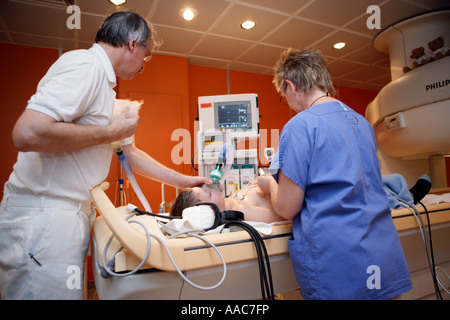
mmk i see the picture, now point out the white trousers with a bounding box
[0,192,94,300]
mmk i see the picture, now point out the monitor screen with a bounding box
[216,101,251,130]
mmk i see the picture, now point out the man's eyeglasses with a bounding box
[142,47,153,63]
[137,42,153,62]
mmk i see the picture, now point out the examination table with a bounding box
[91,183,297,300]
[91,183,450,300]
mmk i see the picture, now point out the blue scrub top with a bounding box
[277,101,412,299]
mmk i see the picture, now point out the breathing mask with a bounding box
[209,143,234,192]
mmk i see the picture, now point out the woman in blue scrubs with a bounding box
[258,49,412,299]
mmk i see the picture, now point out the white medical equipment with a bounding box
[365,10,450,299]
[197,94,260,195]
[365,10,450,188]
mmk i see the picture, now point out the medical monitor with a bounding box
[217,101,251,130]
[198,94,259,140]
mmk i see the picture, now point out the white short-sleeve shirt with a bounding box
[5,44,117,202]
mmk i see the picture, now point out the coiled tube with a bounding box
[114,143,152,213]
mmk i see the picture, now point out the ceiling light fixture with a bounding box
[240,20,256,30]
[333,42,346,50]
[180,8,198,21]
[108,0,127,5]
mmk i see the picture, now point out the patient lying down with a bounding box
[170,184,285,223]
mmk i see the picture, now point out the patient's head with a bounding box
[170,185,225,217]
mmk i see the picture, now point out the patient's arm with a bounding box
[239,205,285,223]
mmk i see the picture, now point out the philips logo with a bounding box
[425,79,450,91]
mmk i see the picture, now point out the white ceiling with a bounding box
[1,0,449,91]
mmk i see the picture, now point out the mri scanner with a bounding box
[365,10,450,187]
[89,11,450,300]
[365,10,450,299]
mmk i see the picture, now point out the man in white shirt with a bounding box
[0,11,209,300]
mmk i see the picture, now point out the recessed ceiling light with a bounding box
[240,20,256,30]
[108,0,127,5]
[180,8,198,21]
[333,42,346,50]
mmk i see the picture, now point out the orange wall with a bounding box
[114,54,192,212]
[338,85,378,116]
[0,43,59,194]
[230,70,291,133]
[187,65,228,137]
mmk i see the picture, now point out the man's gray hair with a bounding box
[95,11,158,48]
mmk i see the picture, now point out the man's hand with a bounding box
[108,106,139,142]
[181,175,212,189]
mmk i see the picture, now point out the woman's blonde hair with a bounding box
[273,49,335,96]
